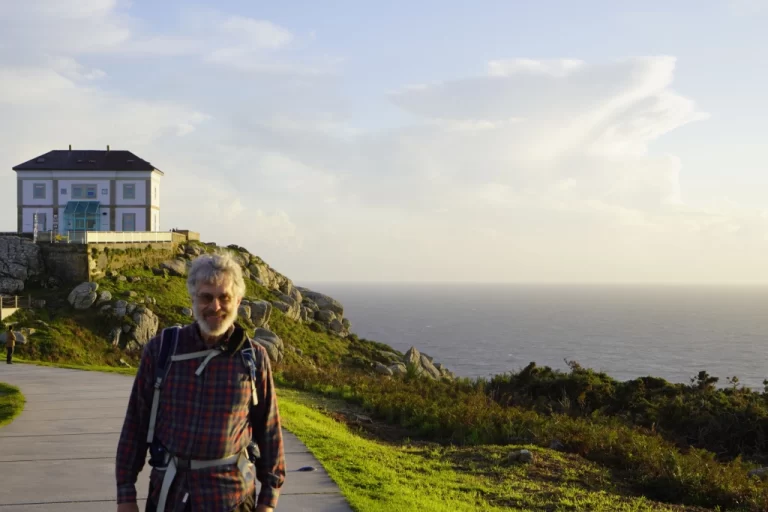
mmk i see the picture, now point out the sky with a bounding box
[1,0,768,284]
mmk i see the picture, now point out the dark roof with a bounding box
[12,150,162,174]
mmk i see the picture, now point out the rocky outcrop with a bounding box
[297,288,344,317]
[252,327,284,364]
[67,282,99,310]
[160,259,188,277]
[0,236,45,293]
[244,300,271,327]
[130,307,159,348]
[401,346,454,381]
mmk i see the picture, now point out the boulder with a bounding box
[126,302,137,314]
[404,346,422,371]
[274,292,296,306]
[99,304,112,314]
[300,306,314,323]
[271,300,300,321]
[129,276,141,283]
[420,354,442,380]
[315,310,336,323]
[374,362,393,376]
[508,449,534,464]
[298,289,344,317]
[96,290,112,305]
[248,300,272,327]
[151,268,168,278]
[113,300,128,317]
[329,318,345,334]
[301,300,319,312]
[68,282,99,309]
[253,328,284,351]
[130,307,159,348]
[160,259,188,277]
[254,338,280,364]
[117,275,128,282]
[342,318,351,329]
[238,304,251,320]
[0,331,26,345]
[389,363,407,376]
[0,236,45,293]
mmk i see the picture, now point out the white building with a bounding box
[13,146,163,234]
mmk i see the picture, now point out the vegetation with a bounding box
[0,382,25,427]
[5,242,768,511]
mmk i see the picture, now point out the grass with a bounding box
[278,388,699,512]
[0,382,25,427]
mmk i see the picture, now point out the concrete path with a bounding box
[0,364,352,511]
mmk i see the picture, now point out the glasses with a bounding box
[195,292,234,306]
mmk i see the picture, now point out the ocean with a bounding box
[301,283,768,390]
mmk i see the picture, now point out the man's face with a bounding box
[192,279,241,338]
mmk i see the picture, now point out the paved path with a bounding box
[0,364,352,511]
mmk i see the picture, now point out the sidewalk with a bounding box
[0,364,352,511]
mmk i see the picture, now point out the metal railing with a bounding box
[37,231,174,244]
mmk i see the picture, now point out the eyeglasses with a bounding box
[195,292,234,306]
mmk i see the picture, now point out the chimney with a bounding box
[107,145,110,152]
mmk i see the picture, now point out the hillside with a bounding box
[3,237,768,511]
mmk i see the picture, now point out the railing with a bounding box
[37,231,174,244]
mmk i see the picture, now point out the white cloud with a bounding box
[488,58,585,77]
[217,16,293,49]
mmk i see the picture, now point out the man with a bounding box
[115,253,285,511]
[6,325,15,364]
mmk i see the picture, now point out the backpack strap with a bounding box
[147,326,180,444]
[240,338,259,408]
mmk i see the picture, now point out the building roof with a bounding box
[12,149,163,174]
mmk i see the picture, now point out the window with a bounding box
[61,188,67,195]
[72,184,96,199]
[123,183,136,200]
[102,188,108,196]
[33,183,46,199]
[122,213,136,231]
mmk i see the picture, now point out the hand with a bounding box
[117,504,139,512]
[255,506,274,512]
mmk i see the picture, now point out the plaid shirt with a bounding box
[116,322,286,510]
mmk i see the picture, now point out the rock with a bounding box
[113,300,128,316]
[117,275,128,282]
[420,354,442,380]
[109,327,122,347]
[508,449,534,464]
[295,347,303,357]
[160,259,188,277]
[342,318,351,329]
[379,351,401,363]
[300,306,313,323]
[302,300,319,312]
[0,236,45,293]
[122,324,131,333]
[298,289,344,317]
[374,362,393,376]
[329,318,344,334]
[253,328,284,351]
[389,363,407,375]
[99,304,112,314]
[404,346,423,374]
[129,276,141,283]
[125,290,137,298]
[238,304,251,320]
[274,292,296,306]
[126,302,137,314]
[271,300,300,321]
[151,268,168,278]
[549,440,565,452]
[67,282,99,309]
[131,307,159,347]
[95,290,112,305]
[354,414,373,424]
[46,276,62,289]
[184,244,205,257]
[289,287,303,304]
[248,300,272,327]
[315,310,336,323]
[0,331,26,345]
[254,338,280,364]
[181,307,193,317]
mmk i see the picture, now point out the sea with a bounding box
[300,283,768,390]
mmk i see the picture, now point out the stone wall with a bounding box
[88,243,176,280]
[39,244,89,284]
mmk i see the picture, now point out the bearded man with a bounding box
[115,252,285,511]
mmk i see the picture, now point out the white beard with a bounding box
[194,304,238,337]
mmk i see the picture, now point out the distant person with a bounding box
[5,326,15,364]
[115,252,285,512]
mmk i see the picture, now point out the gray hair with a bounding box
[186,252,246,299]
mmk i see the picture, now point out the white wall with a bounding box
[57,179,112,205]
[151,175,161,209]
[115,180,148,206]
[21,207,54,232]
[115,208,147,231]
[22,180,53,206]
[99,206,110,231]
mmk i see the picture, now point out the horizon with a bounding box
[2,1,768,284]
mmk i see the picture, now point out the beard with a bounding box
[194,303,239,338]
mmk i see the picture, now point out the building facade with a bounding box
[12,147,163,234]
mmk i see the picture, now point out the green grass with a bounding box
[0,382,25,427]
[13,357,138,375]
[278,388,696,512]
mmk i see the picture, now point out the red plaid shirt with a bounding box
[116,322,286,510]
